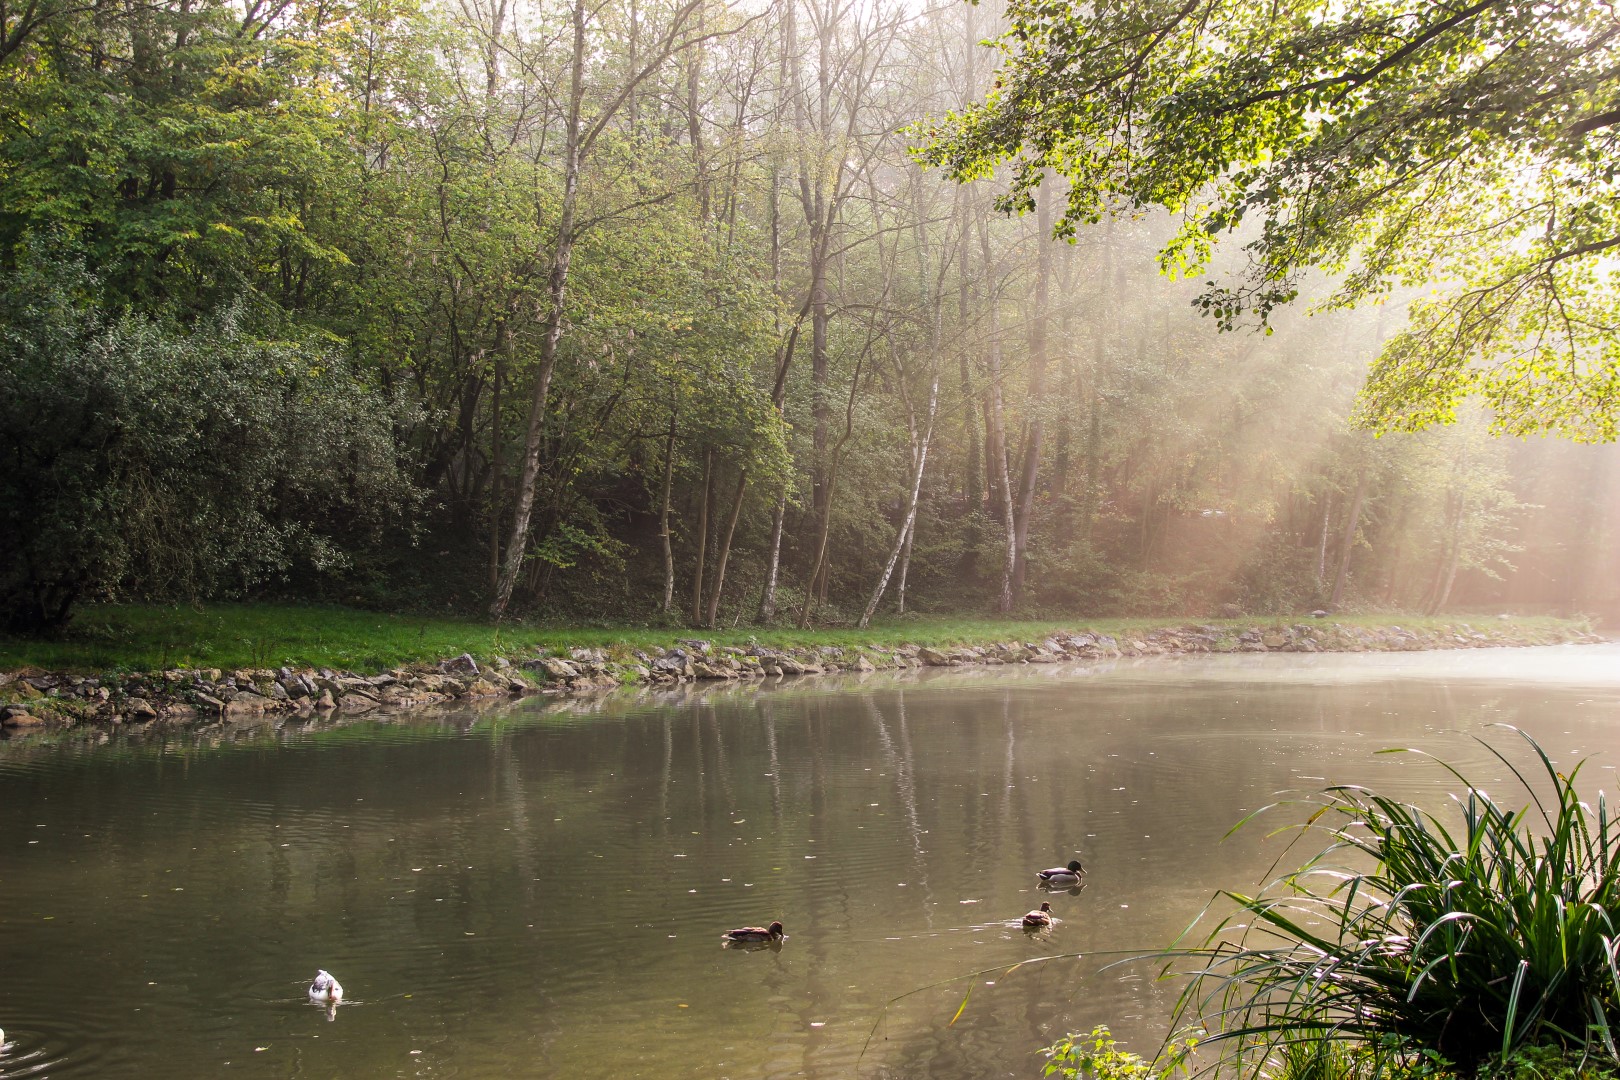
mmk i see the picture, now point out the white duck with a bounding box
[308,970,343,1004]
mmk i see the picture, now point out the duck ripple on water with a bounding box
[721,920,785,947]
[1035,859,1085,887]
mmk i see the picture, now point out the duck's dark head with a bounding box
[1067,860,1085,874]
[1039,902,1052,912]
[767,921,785,937]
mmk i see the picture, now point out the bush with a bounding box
[1167,728,1620,1074]
[0,252,417,632]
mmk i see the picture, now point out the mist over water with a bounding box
[2,645,1619,1079]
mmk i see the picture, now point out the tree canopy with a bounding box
[922,0,1620,442]
[0,0,1615,629]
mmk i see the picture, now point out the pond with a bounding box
[3,645,1619,1079]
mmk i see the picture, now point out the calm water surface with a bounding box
[4,645,1620,1079]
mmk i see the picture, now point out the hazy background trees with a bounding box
[2,0,1615,631]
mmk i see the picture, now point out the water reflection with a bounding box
[1,646,1617,1079]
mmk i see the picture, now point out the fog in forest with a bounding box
[2,0,1615,629]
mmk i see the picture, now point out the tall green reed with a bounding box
[1167,727,1620,1075]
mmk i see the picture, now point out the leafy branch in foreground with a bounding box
[1163,727,1620,1074]
[921,0,1620,441]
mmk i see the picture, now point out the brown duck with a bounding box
[723,920,785,944]
[1022,902,1054,928]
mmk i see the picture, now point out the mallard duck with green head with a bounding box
[1035,859,1085,886]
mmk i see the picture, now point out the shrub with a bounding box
[1167,729,1620,1075]
[0,251,417,632]
[1043,1025,1201,1080]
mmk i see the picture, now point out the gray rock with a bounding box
[125,697,159,719]
[540,658,581,680]
[441,653,479,675]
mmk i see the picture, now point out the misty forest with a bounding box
[3,0,1619,635]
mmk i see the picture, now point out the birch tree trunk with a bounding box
[489,0,588,619]
[489,0,705,618]
[705,468,747,627]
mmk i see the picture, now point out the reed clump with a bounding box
[1159,728,1620,1078]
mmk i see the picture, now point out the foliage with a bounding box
[1043,1025,1202,1080]
[922,0,1620,441]
[0,251,417,632]
[1484,1044,1620,1080]
[1,0,1614,629]
[1166,729,1620,1074]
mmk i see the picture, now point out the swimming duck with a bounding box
[723,920,785,944]
[1022,901,1054,928]
[308,970,343,1004]
[1036,859,1085,886]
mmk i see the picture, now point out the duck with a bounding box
[308,969,343,1004]
[1022,901,1054,928]
[1036,859,1085,886]
[722,920,785,944]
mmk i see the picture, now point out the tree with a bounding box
[0,252,416,632]
[923,0,1620,441]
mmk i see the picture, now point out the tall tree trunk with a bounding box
[1425,494,1462,615]
[487,322,506,595]
[978,216,1015,613]
[690,448,714,626]
[1051,236,1077,501]
[860,373,939,628]
[1329,464,1370,609]
[659,410,678,614]
[490,0,588,619]
[895,521,914,615]
[489,0,704,618]
[862,167,945,628]
[755,491,787,621]
[955,185,981,509]
[809,237,829,516]
[798,354,865,628]
[1315,491,1332,584]
[705,469,748,627]
[1011,183,1053,597]
[684,0,708,219]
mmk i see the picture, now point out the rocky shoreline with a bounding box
[0,619,1604,732]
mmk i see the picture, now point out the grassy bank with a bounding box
[0,602,1594,675]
